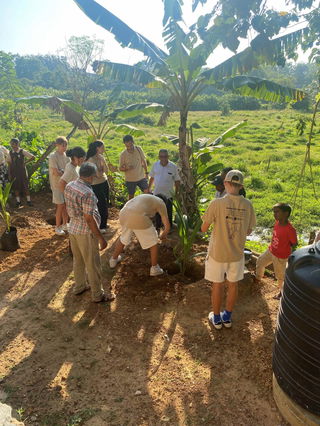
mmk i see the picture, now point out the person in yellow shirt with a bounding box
[119,135,149,200]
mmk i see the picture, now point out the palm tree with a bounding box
[73,0,317,218]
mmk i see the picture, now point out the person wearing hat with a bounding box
[212,175,226,199]
[201,170,256,330]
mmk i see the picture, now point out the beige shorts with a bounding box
[52,189,65,205]
[205,256,245,283]
[120,225,158,250]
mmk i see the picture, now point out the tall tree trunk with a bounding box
[178,111,198,220]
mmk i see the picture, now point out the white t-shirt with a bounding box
[60,162,79,185]
[149,160,180,198]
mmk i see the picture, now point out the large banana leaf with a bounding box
[215,76,304,102]
[163,0,184,26]
[109,124,145,137]
[200,27,309,83]
[109,102,165,119]
[73,0,167,65]
[93,61,159,87]
[16,96,90,129]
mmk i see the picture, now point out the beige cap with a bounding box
[224,169,244,185]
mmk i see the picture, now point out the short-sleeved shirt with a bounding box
[269,221,297,259]
[8,149,33,162]
[48,151,70,190]
[119,146,146,182]
[60,162,79,185]
[0,146,9,165]
[202,193,256,263]
[87,154,108,185]
[65,178,101,234]
[119,194,168,230]
[150,160,180,198]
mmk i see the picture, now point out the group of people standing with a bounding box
[1,133,317,327]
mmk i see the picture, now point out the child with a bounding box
[48,136,70,236]
[201,170,256,329]
[59,146,86,191]
[8,138,35,207]
[256,203,297,300]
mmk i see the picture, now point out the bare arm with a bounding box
[247,228,252,236]
[83,214,107,250]
[59,179,67,192]
[148,176,154,192]
[201,221,210,233]
[159,213,171,240]
[175,180,180,194]
[51,167,63,177]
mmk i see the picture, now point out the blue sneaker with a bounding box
[208,312,222,330]
[221,311,232,328]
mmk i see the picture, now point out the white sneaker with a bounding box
[109,255,122,268]
[100,228,107,234]
[150,264,164,276]
[208,312,222,330]
[62,224,68,232]
[55,226,65,236]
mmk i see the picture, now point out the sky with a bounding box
[0,0,307,68]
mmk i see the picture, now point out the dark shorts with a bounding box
[125,178,148,196]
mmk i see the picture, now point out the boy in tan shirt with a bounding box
[201,170,256,329]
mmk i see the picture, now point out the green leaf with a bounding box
[73,0,167,65]
[93,61,158,87]
[210,120,248,146]
[110,124,145,137]
[110,103,165,119]
[215,76,305,103]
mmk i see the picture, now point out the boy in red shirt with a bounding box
[255,203,297,299]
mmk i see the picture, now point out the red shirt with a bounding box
[269,221,297,259]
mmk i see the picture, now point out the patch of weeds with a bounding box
[41,412,64,425]
[3,384,18,396]
[67,408,99,426]
[16,407,25,422]
[249,176,265,190]
[272,182,284,192]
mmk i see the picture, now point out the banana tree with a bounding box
[16,94,164,163]
[74,0,318,217]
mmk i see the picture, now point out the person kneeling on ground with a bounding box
[65,162,115,303]
[201,170,256,330]
[255,203,297,300]
[109,193,170,276]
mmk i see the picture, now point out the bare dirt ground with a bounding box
[0,193,287,426]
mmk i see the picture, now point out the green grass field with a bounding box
[1,107,319,239]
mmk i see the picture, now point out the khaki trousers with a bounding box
[69,233,104,302]
[256,249,288,286]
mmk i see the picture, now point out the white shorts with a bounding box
[120,225,158,250]
[205,256,245,283]
[52,189,65,205]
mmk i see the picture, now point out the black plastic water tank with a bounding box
[273,241,320,416]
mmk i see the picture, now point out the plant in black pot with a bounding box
[0,182,20,251]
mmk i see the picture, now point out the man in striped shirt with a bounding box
[65,162,114,303]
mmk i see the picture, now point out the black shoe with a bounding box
[27,201,33,207]
[15,201,21,208]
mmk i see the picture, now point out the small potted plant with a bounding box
[0,182,20,251]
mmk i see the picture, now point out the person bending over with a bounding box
[109,194,170,276]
